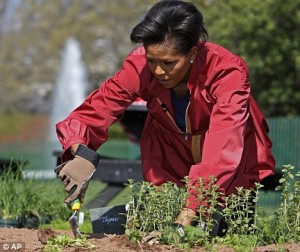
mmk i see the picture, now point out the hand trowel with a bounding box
[68,199,82,237]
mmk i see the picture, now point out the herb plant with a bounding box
[125,179,186,241]
[43,234,95,252]
[124,164,300,251]
[261,164,300,244]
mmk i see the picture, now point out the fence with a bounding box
[257,116,300,209]
[267,116,300,171]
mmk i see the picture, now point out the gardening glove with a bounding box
[174,207,197,226]
[142,231,162,245]
[54,144,100,205]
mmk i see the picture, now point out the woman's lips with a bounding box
[158,79,169,84]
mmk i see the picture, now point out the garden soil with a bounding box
[0,227,300,252]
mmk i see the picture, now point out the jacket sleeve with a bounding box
[56,55,144,161]
[187,63,251,210]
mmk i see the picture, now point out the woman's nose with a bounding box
[154,65,165,75]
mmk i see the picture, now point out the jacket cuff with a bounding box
[75,144,100,168]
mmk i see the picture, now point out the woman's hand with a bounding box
[174,207,197,226]
[54,144,100,204]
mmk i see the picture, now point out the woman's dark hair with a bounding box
[130,0,208,55]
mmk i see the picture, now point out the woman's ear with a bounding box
[189,46,198,62]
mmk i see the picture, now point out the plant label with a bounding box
[89,205,127,234]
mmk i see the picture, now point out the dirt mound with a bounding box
[37,228,60,244]
[0,228,185,252]
[0,228,299,252]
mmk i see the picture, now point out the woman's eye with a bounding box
[163,61,175,66]
[147,59,155,64]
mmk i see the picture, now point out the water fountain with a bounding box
[50,37,88,143]
[25,37,88,178]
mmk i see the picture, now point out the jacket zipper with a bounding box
[185,102,191,141]
[156,97,190,141]
[156,97,202,163]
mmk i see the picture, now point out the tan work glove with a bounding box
[54,145,100,204]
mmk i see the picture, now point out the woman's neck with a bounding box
[172,62,193,97]
[172,81,188,97]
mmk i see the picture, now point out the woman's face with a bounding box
[145,42,197,89]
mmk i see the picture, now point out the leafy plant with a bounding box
[217,234,258,252]
[124,164,300,250]
[260,164,300,243]
[188,177,218,226]
[125,179,186,242]
[0,165,23,219]
[222,183,263,236]
[43,234,95,252]
[0,162,71,226]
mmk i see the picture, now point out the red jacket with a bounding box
[56,42,275,210]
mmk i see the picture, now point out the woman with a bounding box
[55,0,275,233]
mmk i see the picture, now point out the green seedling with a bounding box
[43,234,95,252]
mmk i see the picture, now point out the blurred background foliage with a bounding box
[0,0,299,116]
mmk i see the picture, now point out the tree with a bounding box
[196,0,300,116]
